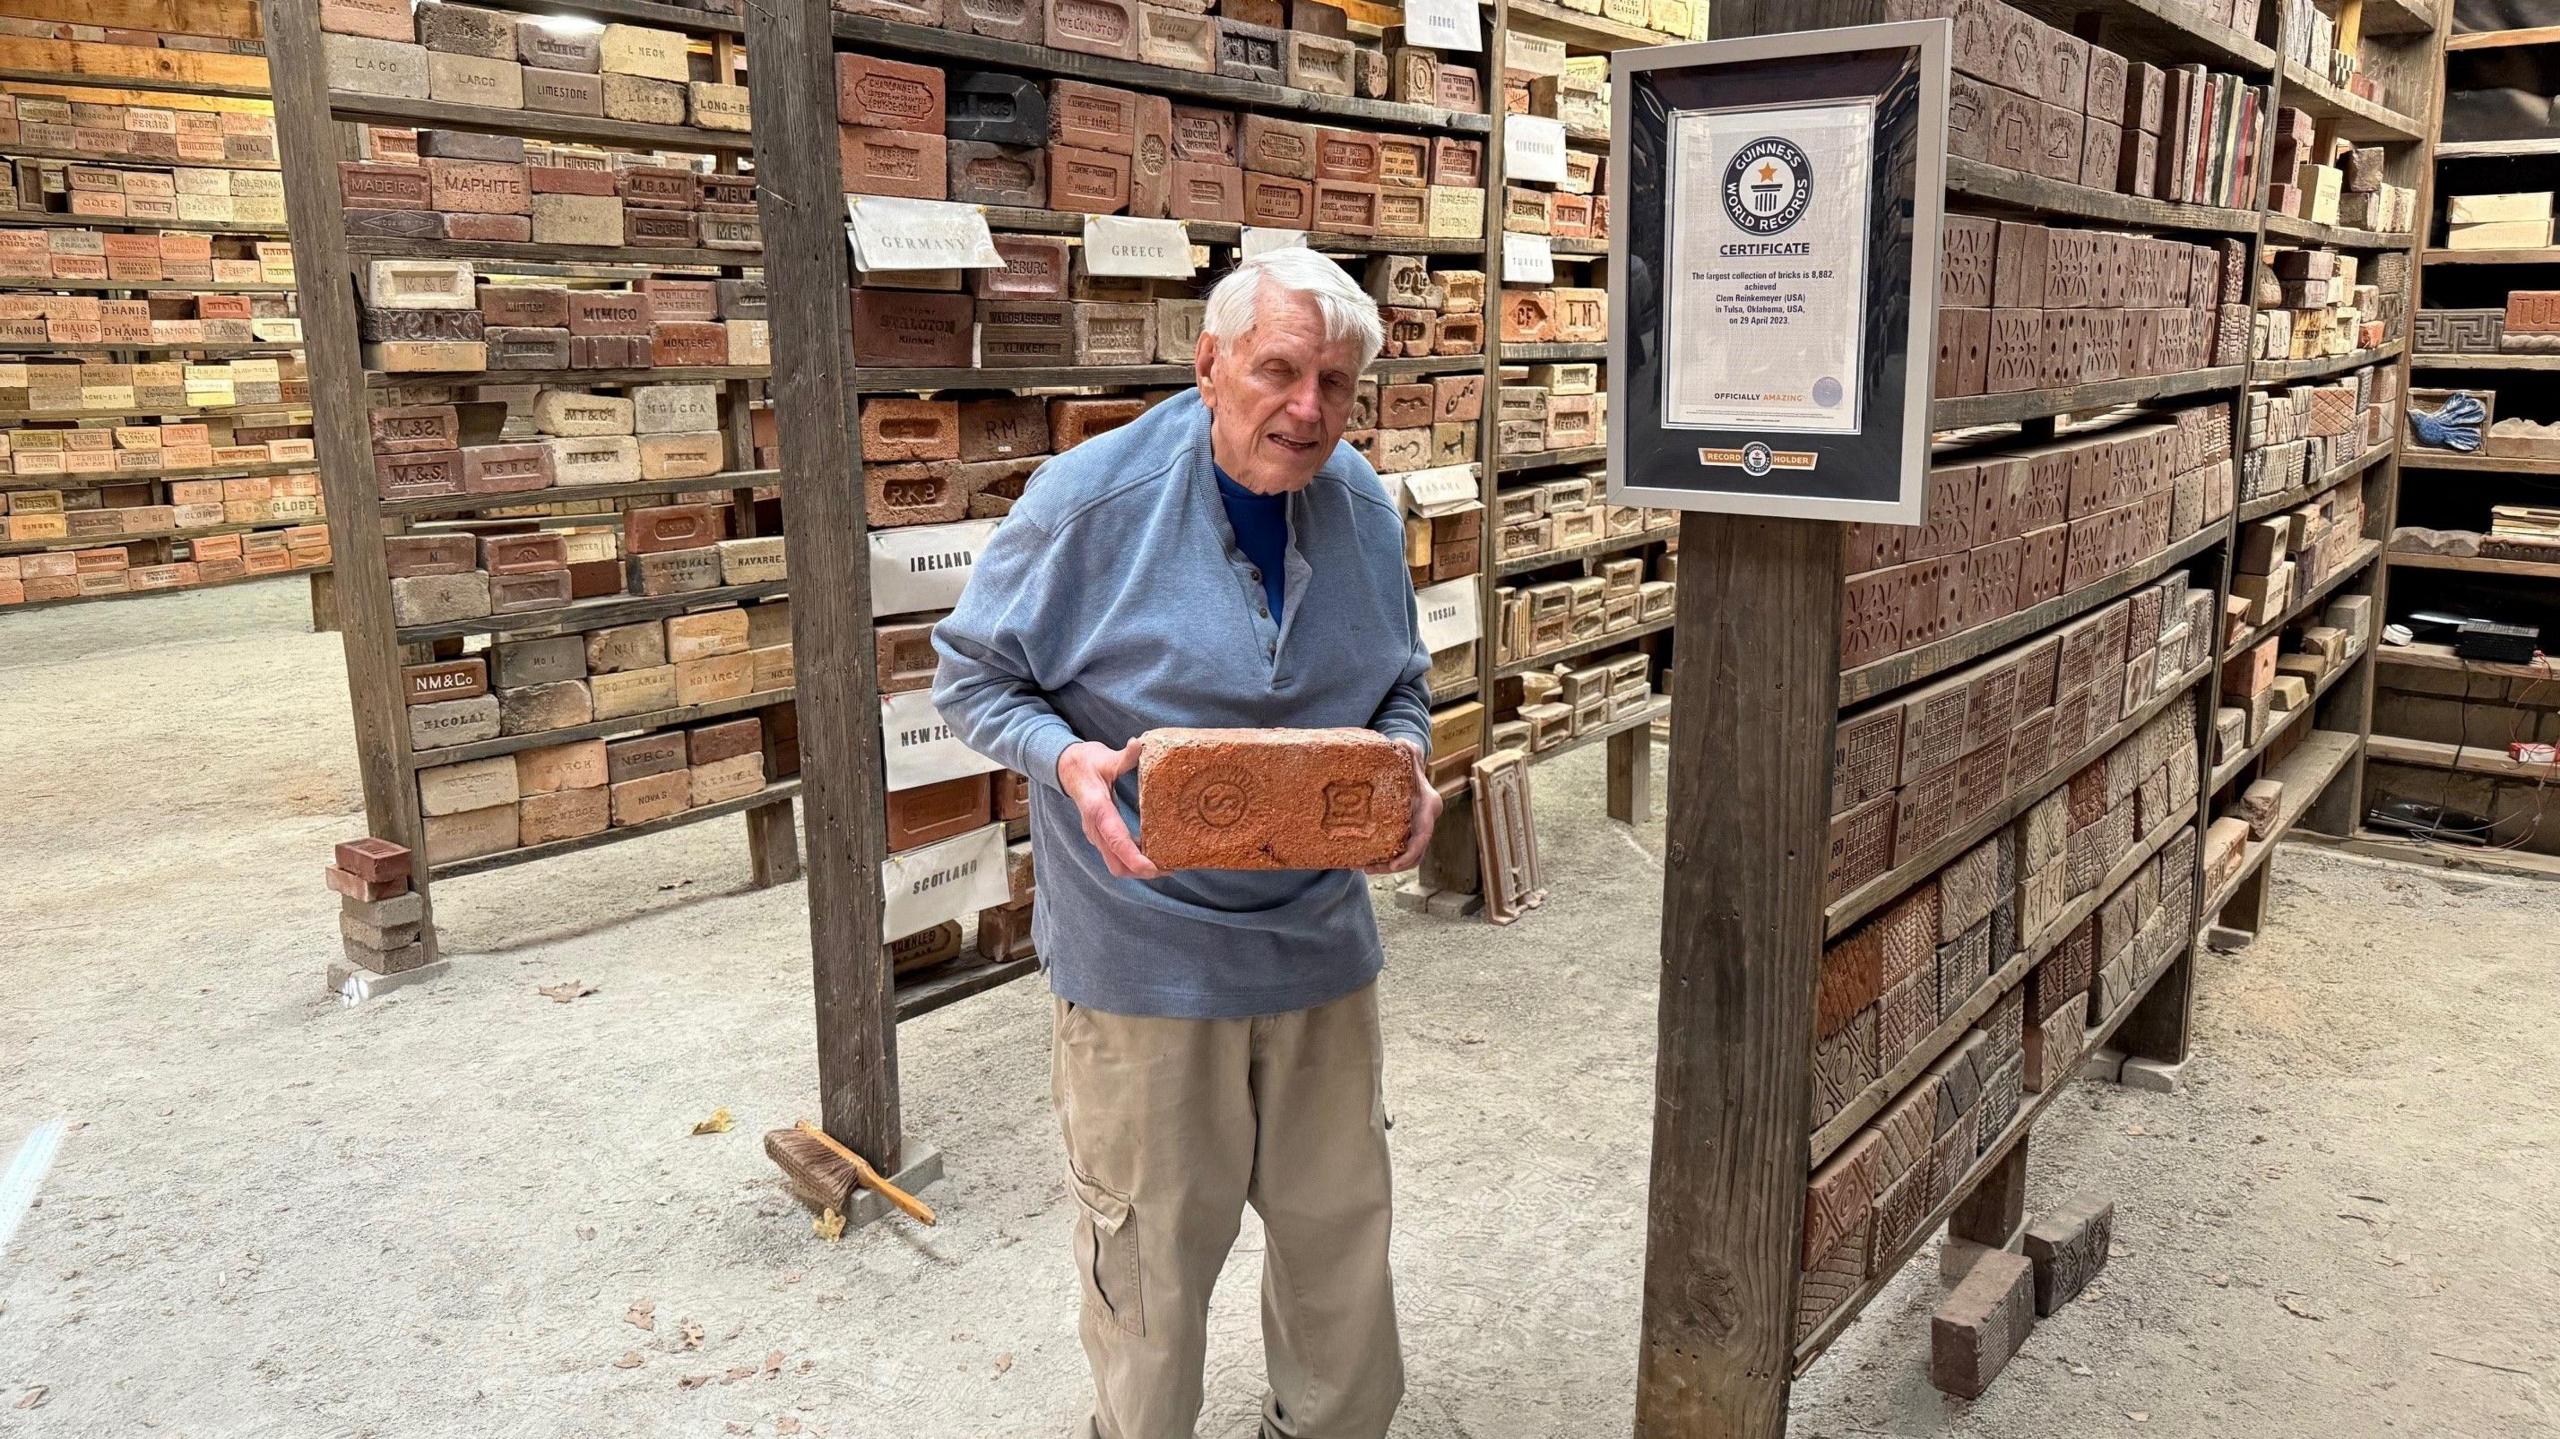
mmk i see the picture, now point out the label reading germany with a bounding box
[1662,99,1873,437]
[846,196,1003,271]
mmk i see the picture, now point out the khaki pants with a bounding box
[1053,983,1403,1439]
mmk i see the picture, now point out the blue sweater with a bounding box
[930,388,1434,1019]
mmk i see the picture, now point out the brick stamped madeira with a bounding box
[1136,727,1411,871]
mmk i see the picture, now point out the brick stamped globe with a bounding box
[1137,727,1414,871]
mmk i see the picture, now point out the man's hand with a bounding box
[1058,739,1163,881]
[1368,737,1442,875]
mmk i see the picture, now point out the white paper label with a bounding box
[1506,30,1566,78]
[1503,230,1555,285]
[1241,226,1307,259]
[845,196,1003,271]
[1403,0,1482,51]
[1504,115,1568,185]
[871,518,1001,618]
[882,686,1005,791]
[1401,463,1481,515]
[880,822,1012,942]
[1664,100,1875,435]
[1416,576,1483,653]
[1081,215,1198,277]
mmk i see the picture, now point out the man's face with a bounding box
[1195,288,1365,495]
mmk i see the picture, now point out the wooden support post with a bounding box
[261,0,436,938]
[1634,513,1841,1439]
[307,569,339,634]
[746,799,804,887]
[1607,724,1653,824]
[1942,1132,2029,1274]
[2116,949,2194,1064]
[744,0,903,1171]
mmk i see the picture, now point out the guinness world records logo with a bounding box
[1723,136,1812,235]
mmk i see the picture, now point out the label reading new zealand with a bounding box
[1663,99,1874,436]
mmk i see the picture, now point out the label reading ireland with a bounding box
[1662,99,1874,436]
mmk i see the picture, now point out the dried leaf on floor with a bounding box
[578,1226,597,1241]
[627,1300,657,1331]
[813,1207,846,1242]
[764,1351,785,1377]
[726,1423,752,1435]
[2066,1362,2093,1376]
[2210,1273,2231,1286]
[2279,1294,2322,1320]
[539,981,598,1004]
[692,1108,734,1136]
[613,1352,645,1370]
[15,1387,46,1411]
[678,1374,711,1391]
[681,1319,704,1352]
[777,1420,802,1435]
[722,1365,757,1384]
[2127,1413,2150,1424]
[993,1352,1015,1376]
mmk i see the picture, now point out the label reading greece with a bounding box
[1082,215,1199,277]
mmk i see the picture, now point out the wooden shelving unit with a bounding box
[0,19,327,619]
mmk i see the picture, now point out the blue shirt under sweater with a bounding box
[930,388,1434,1020]
[1217,466,1288,620]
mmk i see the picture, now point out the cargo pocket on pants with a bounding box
[1069,1171,1145,1338]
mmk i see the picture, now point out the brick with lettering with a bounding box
[522,66,605,116]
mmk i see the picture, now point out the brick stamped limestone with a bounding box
[1137,727,1413,871]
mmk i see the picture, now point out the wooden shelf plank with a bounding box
[848,362,1193,393]
[2412,352,2560,370]
[428,779,802,880]
[1498,0,1683,52]
[3,399,310,423]
[2277,60,2424,142]
[2400,450,2560,476]
[2435,138,2560,158]
[2010,0,2277,70]
[0,139,278,172]
[2372,638,2555,679]
[0,517,324,557]
[410,686,796,767]
[2212,642,2366,792]
[2424,247,2560,265]
[1,561,324,610]
[1947,156,2261,235]
[0,340,299,358]
[830,12,1494,135]
[1839,526,2224,710]
[0,459,315,492]
[1494,615,1671,679]
[364,364,768,389]
[2446,24,2560,49]
[325,91,753,154]
[2236,438,2393,523]
[0,208,287,237]
[1826,657,2214,941]
[2359,0,2439,32]
[346,233,754,270]
[380,469,779,519]
[1932,364,2245,431]
[895,954,1039,1022]
[1808,797,2197,1168]
[1495,526,1673,578]
[2364,733,2558,781]
[2385,548,2560,579]
[2250,342,2403,385]
[1493,443,1607,474]
[2202,730,2359,917]
[2261,211,2415,250]
[1502,341,1606,361]
[0,34,270,99]
[450,0,746,35]
[392,579,791,644]
[0,277,298,294]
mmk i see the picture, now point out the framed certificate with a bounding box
[1607,22,1949,523]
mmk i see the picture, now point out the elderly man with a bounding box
[931,246,1439,1439]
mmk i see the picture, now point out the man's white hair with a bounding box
[1200,247,1384,370]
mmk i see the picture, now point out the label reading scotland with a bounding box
[881,822,1011,942]
[1663,99,1873,437]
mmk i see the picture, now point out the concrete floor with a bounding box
[3,582,2557,1438]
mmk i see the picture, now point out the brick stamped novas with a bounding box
[1137,728,1412,871]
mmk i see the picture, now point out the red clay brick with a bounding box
[861,397,961,462]
[1137,727,1413,870]
[333,837,412,886]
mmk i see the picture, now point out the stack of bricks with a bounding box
[2240,363,2397,504]
[359,258,767,373]
[1492,466,1677,568]
[386,491,783,622]
[1488,647,1660,754]
[2277,0,2395,107]
[0,356,305,417]
[1497,47,1611,245]
[0,291,297,348]
[1489,513,1679,658]
[327,837,438,985]
[1491,359,1606,459]
[0,520,328,604]
[1496,282,1607,350]
[0,414,312,481]
[413,708,780,864]
[2224,479,2365,641]
[342,124,759,252]
[1800,696,2201,1346]
[0,94,280,169]
[1935,214,2235,402]
[2217,558,2366,761]
[1897,0,2267,208]
[370,384,744,505]
[2252,247,2389,361]
[0,228,291,286]
[6,157,287,228]
[2444,191,2555,251]
[1839,405,2231,670]
[1829,575,2212,901]
[1,473,320,545]
[1368,253,1485,367]
[833,48,1485,238]
[400,597,786,751]
[855,392,1147,526]
[2273,126,2416,233]
[320,2,750,135]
